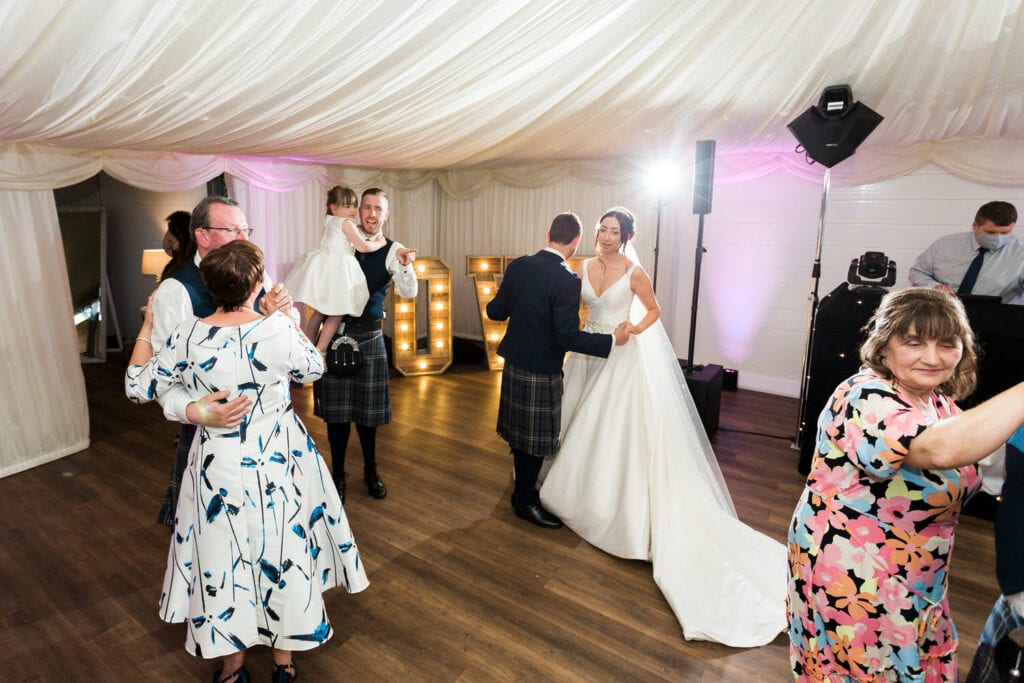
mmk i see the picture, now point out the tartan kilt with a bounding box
[965,595,1024,682]
[314,328,391,425]
[496,363,563,456]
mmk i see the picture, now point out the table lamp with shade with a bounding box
[138,249,172,325]
[141,249,171,282]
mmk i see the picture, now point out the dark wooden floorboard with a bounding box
[0,354,998,681]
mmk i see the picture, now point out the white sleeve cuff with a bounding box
[1007,591,1024,618]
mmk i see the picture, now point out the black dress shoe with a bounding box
[514,502,563,529]
[336,473,347,505]
[365,475,387,499]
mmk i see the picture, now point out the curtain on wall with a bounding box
[224,168,641,345]
[4,0,1024,476]
[0,189,89,477]
[2,144,1023,476]
[0,154,644,475]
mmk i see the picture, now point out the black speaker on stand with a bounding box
[679,140,724,437]
[787,86,884,454]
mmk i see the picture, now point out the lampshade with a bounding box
[141,249,171,276]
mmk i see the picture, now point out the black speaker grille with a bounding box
[692,139,716,214]
[787,103,883,168]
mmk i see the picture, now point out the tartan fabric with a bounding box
[314,328,391,425]
[966,595,1024,683]
[157,422,197,526]
[496,363,563,456]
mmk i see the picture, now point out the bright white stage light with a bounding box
[646,159,681,197]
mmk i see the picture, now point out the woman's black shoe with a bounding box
[271,663,297,683]
[212,665,250,683]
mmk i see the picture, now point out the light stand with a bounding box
[652,197,665,292]
[787,85,883,451]
[686,209,708,372]
[793,167,830,448]
[686,139,716,372]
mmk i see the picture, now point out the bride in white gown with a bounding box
[539,207,787,647]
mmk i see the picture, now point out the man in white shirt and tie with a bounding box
[909,201,1023,302]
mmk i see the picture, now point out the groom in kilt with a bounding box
[486,212,628,528]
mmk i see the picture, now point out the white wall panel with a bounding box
[56,164,1024,402]
[671,164,1024,396]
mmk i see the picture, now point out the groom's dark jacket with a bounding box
[487,249,612,374]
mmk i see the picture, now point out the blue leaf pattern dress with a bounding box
[126,312,369,658]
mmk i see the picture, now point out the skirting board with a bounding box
[735,372,800,398]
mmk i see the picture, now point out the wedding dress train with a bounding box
[539,262,787,647]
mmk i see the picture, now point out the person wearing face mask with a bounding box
[909,201,1023,303]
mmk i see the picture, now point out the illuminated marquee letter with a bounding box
[467,256,507,371]
[392,258,452,376]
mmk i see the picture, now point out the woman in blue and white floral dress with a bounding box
[127,241,368,683]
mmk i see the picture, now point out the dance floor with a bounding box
[0,353,999,680]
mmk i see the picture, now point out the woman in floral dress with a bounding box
[127,241,368,683]
[788,287,1024,681]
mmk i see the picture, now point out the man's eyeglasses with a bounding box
[204,226,254,238]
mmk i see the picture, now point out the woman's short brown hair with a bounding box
[859,287,978,399]
[199,241,265,311]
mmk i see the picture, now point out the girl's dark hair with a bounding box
[160,210,195,280]
[199,241,265,311]
[326,186,359,214]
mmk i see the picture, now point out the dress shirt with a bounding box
[150,252,296,423]
[385,240,419,300]
[908,231,1024,304]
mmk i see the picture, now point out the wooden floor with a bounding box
[0,353,1000,681]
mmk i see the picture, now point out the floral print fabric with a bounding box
[787,371,979,682]
[126,312,369,658]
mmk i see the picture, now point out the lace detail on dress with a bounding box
[584,320,616,334]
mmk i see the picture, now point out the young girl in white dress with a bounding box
[539,207,787,647]
[284,186,388,352]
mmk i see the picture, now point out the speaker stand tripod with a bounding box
[652,196,666,292]
[793,166,832,450]
[686,209,708,372]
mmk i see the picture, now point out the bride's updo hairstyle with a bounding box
[597,207,637,251]
[200,241,265,312]
[325,185,359,214]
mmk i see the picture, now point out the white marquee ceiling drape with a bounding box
[1,1,1023,181]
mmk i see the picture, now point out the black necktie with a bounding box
[957,247,988,296]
